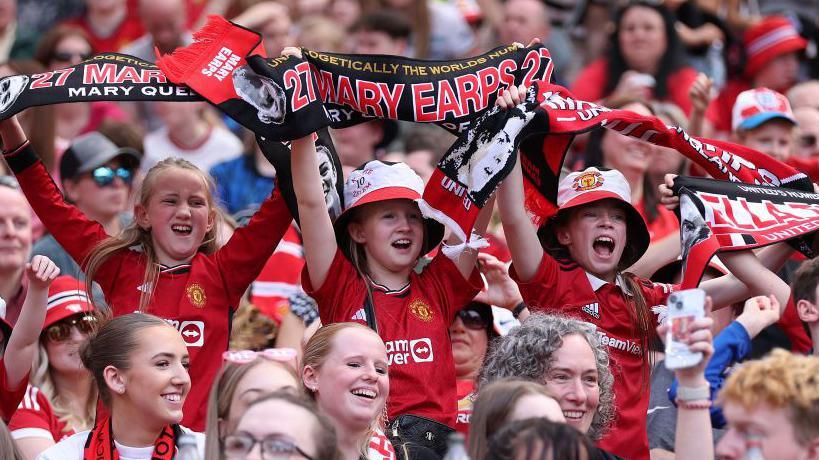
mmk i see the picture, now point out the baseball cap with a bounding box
[743,16,807,78]
[732,87,797,132]
[541,167,650,267]
[334,160,444,256]
[42,276,96,331]
[59,132,141,182]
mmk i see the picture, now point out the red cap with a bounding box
[43,276,95,331]
[744,16,806,77]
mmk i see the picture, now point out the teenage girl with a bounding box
[0,115,293,430]
[495,85,787,460]
[287,59,489,455]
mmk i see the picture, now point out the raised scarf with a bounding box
[83,416,179,460]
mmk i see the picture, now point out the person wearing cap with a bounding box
[31,131,141,309]
[731,87,797,162]
[290,124,488,456]
[706,15,807,137]
[8,275,99,459]
[0,255,59,424]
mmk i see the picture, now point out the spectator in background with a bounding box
[141,101,243,173]
[330,119,397,174]
[715,350,819,459]
[793,107,819,158]
[210,131,276,215]
[296,15,345,53]
[0,177,32,325]
[31,131,140,308]
[0,0,38,63]
[379,0,474,60]
[486,418,593,460]
[62,0,145,53]
[231,1,295,57]
[731,87,797,162]
[706,16,807,137]
[572,1,699,115]
[351,9,410,56]
[34,26,129,152]
[328,0,366,31]
[787,80,819,111]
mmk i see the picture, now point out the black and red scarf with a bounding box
[83,416,179,460]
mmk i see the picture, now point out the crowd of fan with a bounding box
[1,0,819,459]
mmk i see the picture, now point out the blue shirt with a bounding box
[210,155,276,215]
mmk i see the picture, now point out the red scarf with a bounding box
[83,416,179,460]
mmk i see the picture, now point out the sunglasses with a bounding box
[224,434,314,460]
[799,134,818,149]
[45,314,99,342]
[222,348,298,365]
[90,166,133,187]
[53,51,92,62]
[458,308,491,331]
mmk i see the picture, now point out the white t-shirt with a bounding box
[140,126,243,174]
[36,428,205,460]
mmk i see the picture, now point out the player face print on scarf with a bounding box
[0,75,29,114]
[232,65,287,125]
[317,144,342,220]
[679,193,711,277]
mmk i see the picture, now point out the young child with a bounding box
[496,84,786,460]
[0,115,293,431]
[0,255,60,422]
[791,257,819,354]
[290,132,487,455]
[731,87,797,162]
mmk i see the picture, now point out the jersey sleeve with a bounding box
[421,252,482,323]
[302,249,362,324]
[3,144,112,281]
[509,253,560,312]
[641,280,677,314]
[8,386,58,441]
[0,359,28,423]
[214,187,293,308]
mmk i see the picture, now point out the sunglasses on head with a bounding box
[46,313,99,342]
[90,166,133,187]
[222,348,298,365]
[53,51,92,62]
[458,308,491,331]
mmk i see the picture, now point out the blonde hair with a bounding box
[30,341,97,434]
[719,349,819,446]
[83,157,218,313]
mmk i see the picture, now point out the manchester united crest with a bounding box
[572,171,604,191]
[186,283,207,308]
[409,299,433,322]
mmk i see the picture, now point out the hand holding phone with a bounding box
[664,288,706,370]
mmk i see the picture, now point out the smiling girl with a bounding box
[0,115,293,430]
[37,313,201,460]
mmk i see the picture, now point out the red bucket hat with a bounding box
[743,16,807,78]
[42,276,96,331]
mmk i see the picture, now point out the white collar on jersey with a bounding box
[585,272,632,296]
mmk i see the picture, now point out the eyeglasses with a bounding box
[222,348,298,365]
[223,434,314,460]
[457,308,490,331]
[45,314,99,342]
[799,134,818,149]
[90,166,133,187]
[52,51,92,62]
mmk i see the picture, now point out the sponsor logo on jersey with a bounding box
[596,330,641,356]
[186,283,207,308]
[158,318,205,347]
[581,302,600,319]
[384,337,434,365]
[408,299,433,322]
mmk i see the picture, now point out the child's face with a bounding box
[348,199,424,275]
[736,120,795,162]
[136,168,215,266]
[557,201,628,282]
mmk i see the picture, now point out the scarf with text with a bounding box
[83,416,179,460]
[671,176,819,288]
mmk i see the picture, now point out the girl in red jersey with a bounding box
[495,85,788,460]
[0,115,293,430]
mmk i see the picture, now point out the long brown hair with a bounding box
[83,158,219,313]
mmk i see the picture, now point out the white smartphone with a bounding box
[664,288,706,370]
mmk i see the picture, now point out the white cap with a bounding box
[732,87,797,132]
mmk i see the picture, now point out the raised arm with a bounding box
[4,256,59,389]
[291,134,338,290]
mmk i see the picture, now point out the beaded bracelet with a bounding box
[675,398,712,410]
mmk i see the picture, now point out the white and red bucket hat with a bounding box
[334,160,445,256]
[541,167,650,267]
[42,276,96,331]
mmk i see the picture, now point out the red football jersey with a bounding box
[8,385,73,443]
[6,146,292,431]
[305,250,481,428]
[0,359,28,423]
[512,254,675,460]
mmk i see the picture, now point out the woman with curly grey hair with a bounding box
[478,314,616,449]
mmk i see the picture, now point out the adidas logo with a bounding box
[351,308,367,322]
[581,302,600,319]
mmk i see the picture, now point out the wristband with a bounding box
[676,384,710,402]
[512,302,527,319]
[675,398,711,410]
